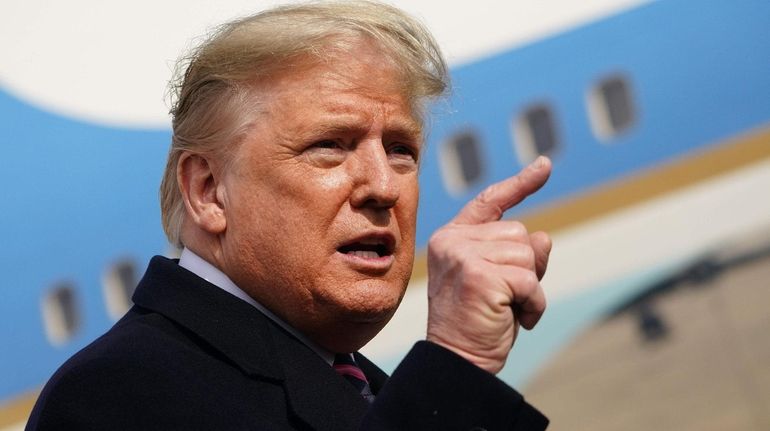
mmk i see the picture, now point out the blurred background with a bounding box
[2,0,769,429]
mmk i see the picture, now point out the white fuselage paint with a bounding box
[362,159,770,366]
[0,0,648,127]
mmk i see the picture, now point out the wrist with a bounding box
[425,334,504,374]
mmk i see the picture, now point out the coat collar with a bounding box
[132,255,284,380]
[132,256,385,431]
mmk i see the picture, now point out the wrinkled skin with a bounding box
[182,41,421,353]
[426,158,552,373]
[179,39,552,369]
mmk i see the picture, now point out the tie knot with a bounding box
[333,354,375,403]
[333,354,368,383]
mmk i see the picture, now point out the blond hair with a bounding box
[160,1,449,246]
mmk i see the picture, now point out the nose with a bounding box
[349,140,399,210]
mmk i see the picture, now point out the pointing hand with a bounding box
[426,156,552,373]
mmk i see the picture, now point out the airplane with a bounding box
[2,0,770,428]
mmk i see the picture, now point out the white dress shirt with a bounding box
[178,247,335,365]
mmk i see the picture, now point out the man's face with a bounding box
[218,42,421,352]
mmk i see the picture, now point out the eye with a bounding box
[389,144,419,162]
[312,139,341,149]
[304,139,346,167]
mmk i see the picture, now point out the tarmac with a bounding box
[524,237,770,430]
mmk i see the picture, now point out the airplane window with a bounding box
[103,259,138,320]
[513,104,560,165]
[587,74,636,141]
[42,282,81,346]
[440,130,485,195]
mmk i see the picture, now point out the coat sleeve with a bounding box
[362,341,548,431]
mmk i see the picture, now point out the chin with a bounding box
[348,278,406,319]
[346,302,399,325]
[307,275,409,351]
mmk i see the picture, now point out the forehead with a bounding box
[254,43,423,133]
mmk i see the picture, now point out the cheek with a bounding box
[399,180,420,231]
[315,169,349,191]
[287,169,353,227]
[261,170,351,247]
[280,166,352,205]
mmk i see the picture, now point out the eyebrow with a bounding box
[303,116,423,142]
[387,118,423,141]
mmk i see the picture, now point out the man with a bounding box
[28,2,552,429]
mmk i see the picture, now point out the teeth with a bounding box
[349,250,379,259]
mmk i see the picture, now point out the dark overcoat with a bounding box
[27,256,548,430]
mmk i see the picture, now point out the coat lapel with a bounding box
[133,256,377,430]
[269,323,369,431]
[131,256,283,380]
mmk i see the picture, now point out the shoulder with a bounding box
[26,308,242,430]
[51,307,206,380]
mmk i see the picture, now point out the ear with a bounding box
[177,153,227,235]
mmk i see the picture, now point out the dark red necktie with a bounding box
[333,354,375,403]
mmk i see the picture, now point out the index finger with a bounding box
[452,156,552,225]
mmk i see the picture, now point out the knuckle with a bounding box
[428,229,445,248]
[460,261,487,285]
[521,246,536,268]
[476,184,497,205]
[517,271,539,295]
[446,243,471,266]
[502,220,528,239]
[429,227,475,269]
[475,186,503,219]
[511,220,528,236]
[428,228,454,253]
[526,271,540,288]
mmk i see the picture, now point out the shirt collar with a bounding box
[178,247,335,365]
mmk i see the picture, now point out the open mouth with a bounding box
[337,235,395,259]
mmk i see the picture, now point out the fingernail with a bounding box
[531,156,545,169]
